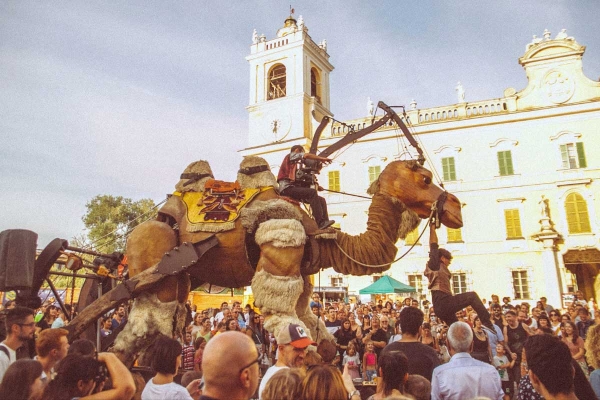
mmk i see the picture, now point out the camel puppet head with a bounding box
[368,160,463,229]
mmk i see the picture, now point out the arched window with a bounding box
[565,193,591,233]
[267,64,286,100]
[310,67,321,103]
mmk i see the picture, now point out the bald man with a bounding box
[201,331,260,400]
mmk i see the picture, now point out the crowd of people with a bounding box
[0,287,598,399]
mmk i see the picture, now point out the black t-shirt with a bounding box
[364,328,388,358]
[380,341,440,382]
[325,319,341,335]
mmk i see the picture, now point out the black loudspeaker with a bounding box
[0,229,38,291]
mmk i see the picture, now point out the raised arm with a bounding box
[84,353,135,400]
[427,222,441,271]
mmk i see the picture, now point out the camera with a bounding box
[295,159,322,188]
[94,354,109,384]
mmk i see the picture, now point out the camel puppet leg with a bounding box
[251,218,309,337]
[112,220,190,366]
[296,275,334,344]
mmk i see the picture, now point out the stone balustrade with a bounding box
[324,98,510,139]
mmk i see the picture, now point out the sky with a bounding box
[1,1,599,248]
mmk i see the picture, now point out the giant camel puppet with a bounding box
[66,106,463,366]
[66,157,462,364]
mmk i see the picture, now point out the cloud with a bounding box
[0,1,598,247]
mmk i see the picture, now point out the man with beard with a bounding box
[362,316,387,358]
[0,306,35,383]
[111,304,127,330]
[490,303,504,331]
[258,323,315,399]
[504,310,530,385]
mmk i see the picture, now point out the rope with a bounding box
[333,207,436,268]
[320,188,371,199]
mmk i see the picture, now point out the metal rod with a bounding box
[65,245,113,258]
[48,270,99,279]
[97,281,102,351]
[44,277,69,319]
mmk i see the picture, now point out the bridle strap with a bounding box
[238,165,270,176]
[434,191,449,228]
[180,172,214,186]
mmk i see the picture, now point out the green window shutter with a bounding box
[442,157,456,181]
[328,171,340,192]
[565,193,591,233]
[368,166,381,184]
[504,209,522,238]
[560,144,569,168]
[497,151,514,176]
[576,142,587,168]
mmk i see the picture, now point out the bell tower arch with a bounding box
[246,15,334,150]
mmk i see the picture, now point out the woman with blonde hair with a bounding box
[262,368,304,400]
[585,324,600,398]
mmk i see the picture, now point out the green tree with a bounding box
[82,195,157,253]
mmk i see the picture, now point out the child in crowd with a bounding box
[343,342,361,380]
[362,340,377,382]
[493,343,514,400]
[193,336,207,373]
[181,331,195,371]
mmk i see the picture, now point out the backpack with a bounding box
[0,344,10,361]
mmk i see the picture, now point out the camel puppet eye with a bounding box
[423,177,431,185]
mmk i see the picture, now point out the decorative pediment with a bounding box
[515,30,600,109]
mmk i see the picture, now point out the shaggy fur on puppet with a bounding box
[237,156,278,190]
[296,275,334,343]
[175,160,214,193]
[112,293,179,364]
[254,218,306,248]
[251,269,310,338]
[240,198,303,233]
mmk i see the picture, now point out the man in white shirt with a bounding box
[0,306,36,383]
[214,302,230,326]
[431,321,503,400]
[258,323,315,399]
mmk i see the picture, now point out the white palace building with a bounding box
[240,16,600,309]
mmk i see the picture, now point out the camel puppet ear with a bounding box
[366,178,379,196]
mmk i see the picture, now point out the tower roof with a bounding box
[277,15,298,37]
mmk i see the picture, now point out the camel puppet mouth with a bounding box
[438,193,463,229]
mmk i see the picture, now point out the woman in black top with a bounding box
[471,316,492,363]
[334,319,356,360]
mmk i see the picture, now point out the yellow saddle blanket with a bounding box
[174,181,272,232]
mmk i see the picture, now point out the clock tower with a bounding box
[244,15,334,156]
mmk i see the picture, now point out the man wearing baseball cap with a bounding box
[258,323,316,399]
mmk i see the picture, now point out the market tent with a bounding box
[358,275,416,294]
